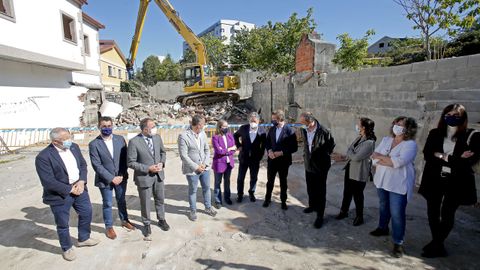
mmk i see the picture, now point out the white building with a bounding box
[183,19,255,55]
[0,0,104,128]
[367,36,407,55]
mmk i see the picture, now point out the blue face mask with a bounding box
[101,127,112,136]
[222,128,229,134]
[272,120,279,127]
[444,115,462,127]
[62,140,73,149]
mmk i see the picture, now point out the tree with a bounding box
[445,21,480,56]
[229,8,317,78]
[140,55,162,86]
[157,54,182,81]
[180,34,229,71]
[332,30,375,71]
[393,0,480,60]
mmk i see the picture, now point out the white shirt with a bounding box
[55,145,80,184]
[306,125,316,152]
[103,136,114,158]
[373,137,417,200]
[222,135,230,163]
[194,133,201,149]
[249,128,257,143]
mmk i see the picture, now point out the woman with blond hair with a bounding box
[212,120,236,208]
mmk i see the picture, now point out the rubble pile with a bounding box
[115,99,255,126]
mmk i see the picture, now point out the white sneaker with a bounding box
[62,248,76,261]
[77,237,100,247]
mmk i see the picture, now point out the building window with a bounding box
[83,35,90,56]
[118,69,122,79]
[108,66,114,77]
[61,12,77,44]
[0,0,15,21]
[221,28,225,33]
[379,42,385,48]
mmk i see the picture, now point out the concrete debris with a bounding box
[231,232,249,242]
[215,246,226,252]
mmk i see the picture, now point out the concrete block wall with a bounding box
[251,54,480,186]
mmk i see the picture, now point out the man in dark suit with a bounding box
[128,118,168,240]
[89,117,135,240]
[35,127,99,261]
[263,110,298,210]
[234,112,266,202]
[299,112,336,228]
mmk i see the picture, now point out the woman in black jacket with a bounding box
[419,103,480,258]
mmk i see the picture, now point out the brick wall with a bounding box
[295,34,315,73]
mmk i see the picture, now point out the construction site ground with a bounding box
[0,146,479,270]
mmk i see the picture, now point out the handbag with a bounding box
[466,129,480,174]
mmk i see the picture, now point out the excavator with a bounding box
[126,0,240,106]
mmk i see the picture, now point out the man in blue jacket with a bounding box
[35,128,99,261]
[89,117,135,240]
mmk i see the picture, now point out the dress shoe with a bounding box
[106,227,117,239]
[262,200,270,208]
[205,207,217,217]
[281,202,288,210]
[392,244,404,258]
[62,248,76,261]
[249,193,256,202]
[353,216,364,226]
[369,227,389,236]
[158,219,170,231]
[77,238,100,247]
[314,217,324,229]
[225,198,233,205]
[303,207,315,214]
[237,195,243,203]
[422,242,447,258]
[122,221,136,231]
[335,211,348,220]
[144,224,152,236]
[189,211,197,221]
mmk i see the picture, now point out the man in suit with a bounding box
[178,114,217,221]
[127,118,169,240]
[263,110,298,210]
[299,112,336,228]
[234,112,266,202]
[35,127,99,261]
[89,116,135,240]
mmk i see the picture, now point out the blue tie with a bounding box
[145,137,154,156]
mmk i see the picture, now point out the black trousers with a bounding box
[305,170,328,218]
[340,177,366,217]
[265,159,290,203]
[237,160,260,196]
[426,187,460,245]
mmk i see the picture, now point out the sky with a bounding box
[84,0,419,69]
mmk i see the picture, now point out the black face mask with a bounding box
[444,115,462,127]
[271,120,279,127]
[221,128,229,134]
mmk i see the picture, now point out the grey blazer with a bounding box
[127,134,166,187]
[178,128,211,175]
[345,136,375,182]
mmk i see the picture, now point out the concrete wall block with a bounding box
[437,78,480,90]
[423,89,480,101]
[387,64,413,75]
[455,67,480,80]
[467,53,480,68]
[436,56,469,71]
[412,61,437,73]
[403,71,429,82]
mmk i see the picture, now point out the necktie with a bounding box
[146,137,154,156]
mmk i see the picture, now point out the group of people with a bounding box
[35,104,479,261]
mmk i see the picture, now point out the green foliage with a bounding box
[445,21,480,56]
[384,38,426,65]
[229,8,317,78]
[332,29,375,71]
[138,54,183,86]
[140,55,162,86]
[157,54,182,81]
[180,34,229,71]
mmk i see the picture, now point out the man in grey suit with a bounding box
[128,118,169,239]
[89,116,135,240]
[178,114,217,221]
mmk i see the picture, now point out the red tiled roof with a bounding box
[99,40,127,65]
[82,12,105,30]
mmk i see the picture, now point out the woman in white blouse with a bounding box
[370,116,418,258]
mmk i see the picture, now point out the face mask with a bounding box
[250,122,258,129]
[101,127,112,136]
[392,125,405,136]
[272,120,279,127]
[62,140,73,149]
[444,115,462,127]
[150,127,158,136]
[355,125,360,133]
[222,128,229,134]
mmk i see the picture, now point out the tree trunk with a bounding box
[425,35,432,61]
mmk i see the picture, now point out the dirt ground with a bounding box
[0,145,479,270]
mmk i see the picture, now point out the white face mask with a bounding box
[355,124,360,133]
[150,127,157,136]
[392,125,404,136]
[250,122,258,129]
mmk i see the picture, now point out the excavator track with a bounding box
[176,92,240,106]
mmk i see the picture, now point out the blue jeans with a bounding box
[50,191,92,251]
[377,188,408,245]
[186,170,212,211]
[214,165,232,204]
[99,181,129,228]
